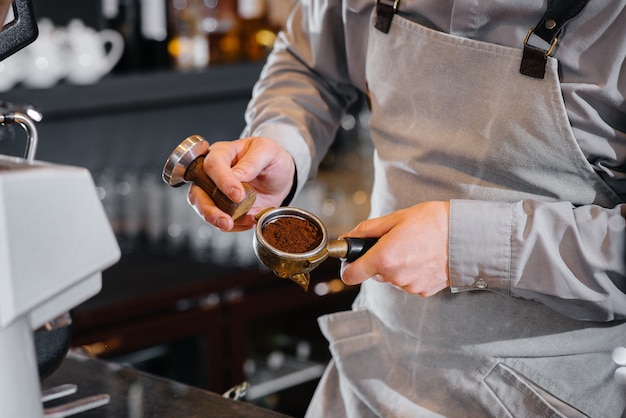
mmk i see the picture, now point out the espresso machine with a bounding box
[0,1,121,416]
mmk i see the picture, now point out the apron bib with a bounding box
[307,9,626,418]
[365,13,619,212]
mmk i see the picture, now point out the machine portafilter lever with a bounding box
[162,135,257,220]
[0,103,75,383]
[0,102,42,162]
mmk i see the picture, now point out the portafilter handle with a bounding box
[343,237,378,262]
[327,237,379,262]
[162,135,256,221]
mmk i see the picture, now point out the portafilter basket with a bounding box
[254,207,377,291]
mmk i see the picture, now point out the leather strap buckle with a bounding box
[523,27,558,57]
[519,0,590,79]
[374,0,400,34]
[519,26,559,80]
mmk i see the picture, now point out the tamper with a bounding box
[162,135,257,220]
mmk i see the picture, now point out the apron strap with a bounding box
[374,0,400,33]
[372,0,590,78]
[520,0,590,79]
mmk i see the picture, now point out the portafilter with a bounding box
[162,135,376,291]
[254,207,377,291]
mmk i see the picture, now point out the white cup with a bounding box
[21,19,68,89]
[64,19,124,85]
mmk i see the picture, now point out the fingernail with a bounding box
[217,218,229,231]
[371,274,384,282]
[229,187,243,202]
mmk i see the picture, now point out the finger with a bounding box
[203,140,253,203]
[230,138,280,181]
[340,214,395,240]
[188,184,234,231]
[370,274,385,283]
[230,213,257,232]
[189,184,256,232]
[339,253,379,286]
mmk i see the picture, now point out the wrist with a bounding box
[280,165,298,207]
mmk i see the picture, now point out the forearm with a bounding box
[449,199,626,321]
[242,1,361,193]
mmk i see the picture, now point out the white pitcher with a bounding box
[21,19,67,89]
[64,19,124,85]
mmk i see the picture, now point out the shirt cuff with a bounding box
[449,199,513,295]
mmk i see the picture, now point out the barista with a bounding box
[188,1,626,416]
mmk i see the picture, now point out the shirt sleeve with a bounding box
[241,1,362,194]
[449,198,626,322]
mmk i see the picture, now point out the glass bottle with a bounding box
[104,0,170,72]
[204,0,241,64]
[237,0,274,62]
[167,0,210,70]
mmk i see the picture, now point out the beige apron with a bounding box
[306,9,626,418]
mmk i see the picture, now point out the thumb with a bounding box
[340,215,393,240]
[339,248,385,286]
[231,138,279,182]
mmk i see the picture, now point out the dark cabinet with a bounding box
[70,251,357,415]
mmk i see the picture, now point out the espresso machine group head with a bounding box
[0,2,120,416]
[0,104,121,416]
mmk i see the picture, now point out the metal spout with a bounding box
[287,272,311,292]
[0,109,41,162]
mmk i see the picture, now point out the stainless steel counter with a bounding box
[41,350,290,417]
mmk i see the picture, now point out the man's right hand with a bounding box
[187,136,296,232]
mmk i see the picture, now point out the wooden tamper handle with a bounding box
[162,135,256,220]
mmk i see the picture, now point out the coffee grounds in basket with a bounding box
[262,216,323,253]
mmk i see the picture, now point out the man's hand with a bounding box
[188,137,295,232]
[340,201,450,296]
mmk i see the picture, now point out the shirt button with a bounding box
[475,278,487,289]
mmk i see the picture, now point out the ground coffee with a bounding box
[262,216,323,253]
